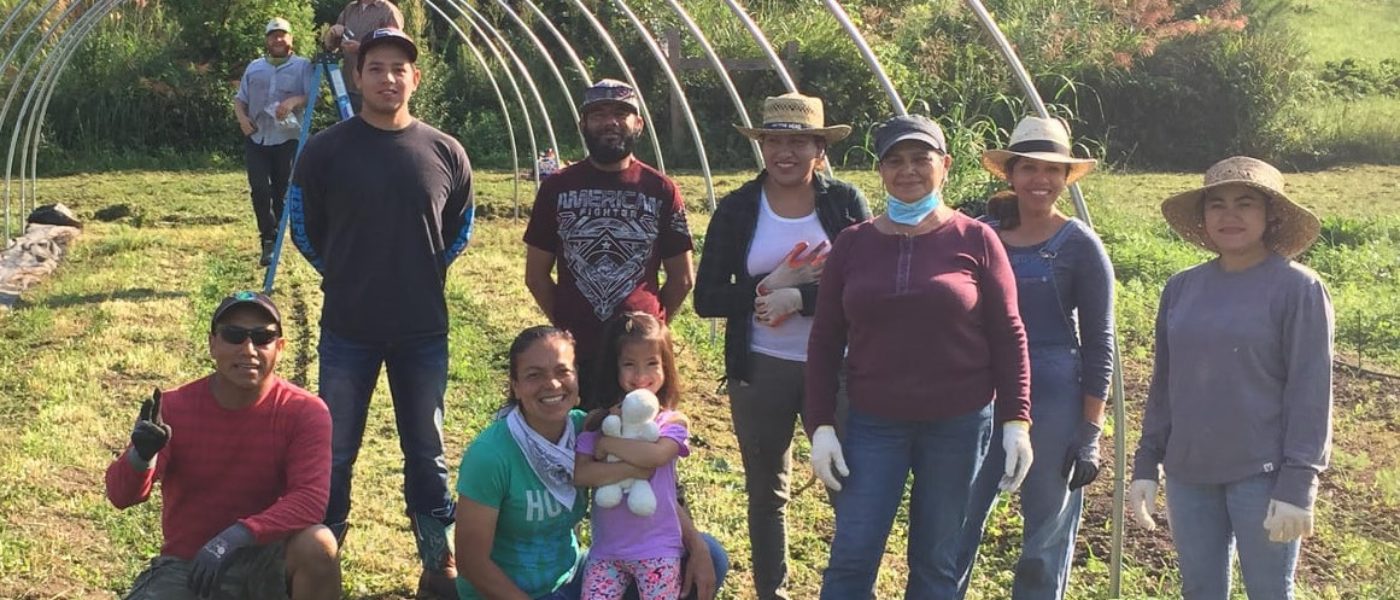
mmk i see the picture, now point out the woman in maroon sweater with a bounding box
[803,114,1032,599]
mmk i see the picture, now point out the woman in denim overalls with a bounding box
[954,117,1117,600]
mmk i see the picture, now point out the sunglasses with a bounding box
[215,325,281,346]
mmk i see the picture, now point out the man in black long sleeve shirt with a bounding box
[288,28,471,599]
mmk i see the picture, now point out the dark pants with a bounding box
[317,328,455,568]
[729,352,849,600]
[125,542,286,599]
[728,353,803,600]
[244,138,297,243]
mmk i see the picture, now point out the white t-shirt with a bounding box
[746,190,830,362]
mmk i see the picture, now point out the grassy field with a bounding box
[1281,0,1400,166]
[1287,0,1400,64]
[1,166,1398,599]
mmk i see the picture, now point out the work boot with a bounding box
[412,514,457,599]
[259,240,274,267]
[415,555,457,599]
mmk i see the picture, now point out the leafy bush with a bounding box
[1078,22,1312,169]
[1316,58,1400,98]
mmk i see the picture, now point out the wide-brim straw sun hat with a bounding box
[982,116,1097,184]
[1161,156,1321,258]
[734,93,852,144]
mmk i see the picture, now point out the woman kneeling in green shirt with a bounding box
[454,326,728,600]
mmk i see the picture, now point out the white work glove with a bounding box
[999,421,1033,491]
[757,241,829,294]
[755,288,803,326]
[809,425,849,491]
[1128,479,1160,530]
[1263,499,1313,542]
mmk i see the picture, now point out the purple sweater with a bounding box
[804,215,1031,434]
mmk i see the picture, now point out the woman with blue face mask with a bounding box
[803,114,1033,599]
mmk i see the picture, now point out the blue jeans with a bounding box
[318,329,455,554]
[545,533,730,600]
[956,347,1084,600]
[821,404,994,600]
[1166,473,1300,600]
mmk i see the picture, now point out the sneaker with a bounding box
[259,241,274,267]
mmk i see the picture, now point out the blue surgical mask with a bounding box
[886,191,942,225]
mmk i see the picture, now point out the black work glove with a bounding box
[130,388,172,465]
[1062,420,1102,491]
[188,523,255,598]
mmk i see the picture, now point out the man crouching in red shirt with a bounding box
[106,291,339,599]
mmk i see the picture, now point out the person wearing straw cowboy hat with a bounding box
[693,92,869,600]
[1129,156,1333,600]
[953,116,1116,600]
[804,114,1032,599]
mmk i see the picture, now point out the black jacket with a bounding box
[693,172,870,383]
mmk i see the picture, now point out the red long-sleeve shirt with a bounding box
[804,216,1031,435]
[105,376,331,560]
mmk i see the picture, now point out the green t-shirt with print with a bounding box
[455,410,588,600]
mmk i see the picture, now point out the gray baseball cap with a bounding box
[873,114,948,159]
[580,79,640,114]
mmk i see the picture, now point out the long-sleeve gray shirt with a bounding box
[1132,253,1334,508]
[1002,219,1116,400]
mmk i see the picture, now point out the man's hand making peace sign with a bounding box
[128,388,172,469]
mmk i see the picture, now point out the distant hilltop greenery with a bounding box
[7,0,1399,172]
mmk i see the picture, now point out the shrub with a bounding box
[1078,21,1312,169]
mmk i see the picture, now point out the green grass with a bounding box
[1287,0,1400,64]
[1,167,1398,599]
[1276,0,1400,168]
[1301,96,1400,166]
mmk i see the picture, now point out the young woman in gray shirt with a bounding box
[1129,156,1333,600]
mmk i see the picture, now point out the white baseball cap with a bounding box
[265,18,291,35]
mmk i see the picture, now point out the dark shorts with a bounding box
[124,542,287,600]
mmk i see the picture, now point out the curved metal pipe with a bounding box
[449,0,559,159]
[0,0,65,97]
[607,0,714,210]
[718,0,835,177]
[558,0,666,173]
[486,0,584,151]
[0,0,71,240]
[23,0,117,213]
[963,2,1090,221]
[0,0,39,53]
[2,0,94,241]
[437,0,542,191]
[820,0,904,115]
[662,0,762,168]
[961,2,1124,595]
[521,0,592,87]
[719,0,798,94]
[16,2,84,213]
[421,0,523,212]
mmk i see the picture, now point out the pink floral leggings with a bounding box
[582,556,682,600]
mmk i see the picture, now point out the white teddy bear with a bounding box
[593,389,661,517]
